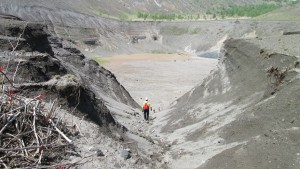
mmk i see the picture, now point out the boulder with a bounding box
[120,150,131,160]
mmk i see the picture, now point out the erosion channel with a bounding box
[1,2,300,169]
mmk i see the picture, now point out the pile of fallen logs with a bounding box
[0,66,74,168]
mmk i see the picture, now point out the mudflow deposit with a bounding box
[1,1,300,169]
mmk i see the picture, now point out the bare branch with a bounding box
[0,71,19,89]
[12,60,21,85]
[0,111,22,135]
[5,22,28,73]
[0,143,71,152]
[49,119,73,144]
[32,101,41,156]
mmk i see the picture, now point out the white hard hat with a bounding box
[145,97,148,101]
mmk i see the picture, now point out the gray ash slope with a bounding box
[0,19,139,127]
[0,18,168,169]
[1,1,300,169]
[1,0,297,58]
[156,38,300,168]
[0,4,163,56]
[0,0,269,18]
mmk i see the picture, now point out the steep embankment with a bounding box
[0,19,138,128]
[0,0,269,19]
[151,39,300,169]
[0,18,169,169]
[3,1,299,59]
[0,2,162,55]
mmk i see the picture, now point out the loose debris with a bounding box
[0,67,74,168]
[266,66,287,86]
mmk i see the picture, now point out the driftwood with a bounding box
[0,64,75,168]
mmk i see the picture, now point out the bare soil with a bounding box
[101,53,218,110]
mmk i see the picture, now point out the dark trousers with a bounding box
[144,109,149,121]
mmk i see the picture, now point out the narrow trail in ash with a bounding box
[100,52,218,131]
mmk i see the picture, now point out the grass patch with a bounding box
[91,56,109,65]
[150,50,174,54]
[211,3,279,17]
[257,2,300,20]
[135,12,204,21]
[259,12,300,20]
[137,12,179,21]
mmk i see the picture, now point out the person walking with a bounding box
[142,97,151,121]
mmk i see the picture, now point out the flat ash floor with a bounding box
[101,53,218,110]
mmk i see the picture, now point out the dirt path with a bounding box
[101,53,218,111]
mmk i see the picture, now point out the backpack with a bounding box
[143,102,149,110]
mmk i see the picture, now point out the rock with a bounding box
[89,147,105,156]
[120,150,131,160]
[89,146,97,151]
[295,61,300,68]
[135,158,143,165]
[125,148,131,153]
[73,131,80,136]
[96,150,105,157]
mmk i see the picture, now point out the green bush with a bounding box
[136,12,187,21]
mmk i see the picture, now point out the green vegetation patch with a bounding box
[258,1,300,20]
[212,3,279,17]
[137,12,178,21]
[259,12,300,20]
[150,50,174,54]
[91,56,109,65]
